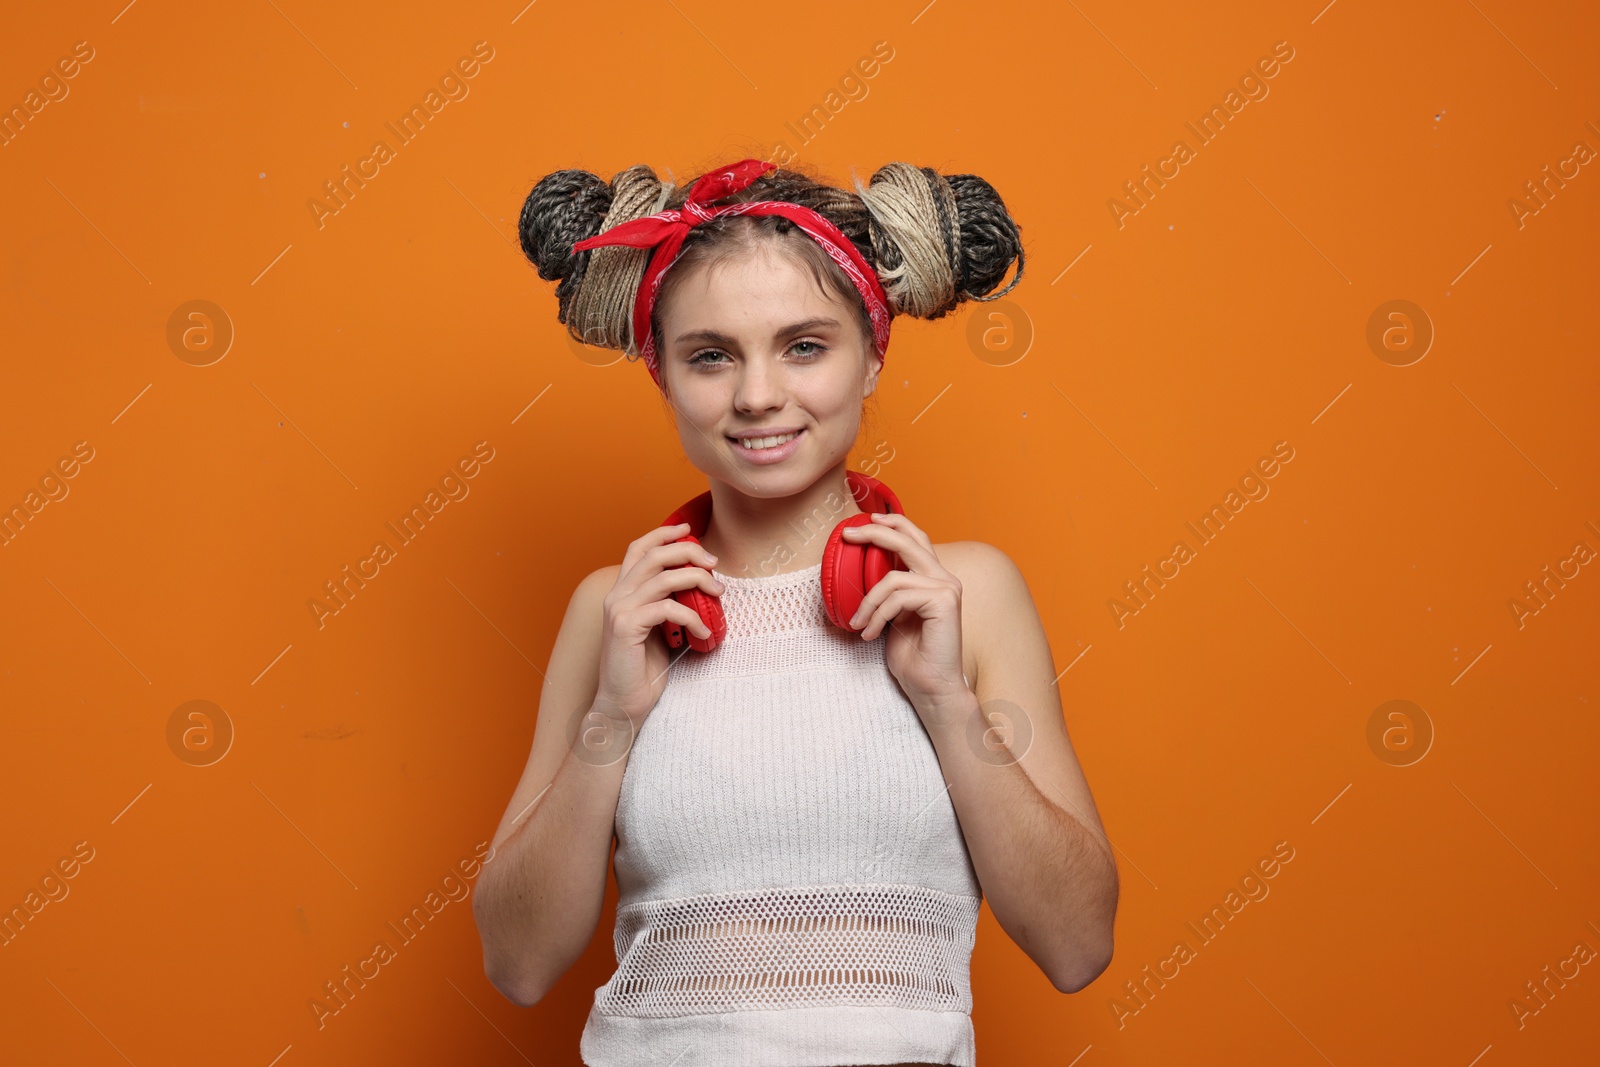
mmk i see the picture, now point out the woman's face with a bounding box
[656,242,879,496]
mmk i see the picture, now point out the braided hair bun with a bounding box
[517,160,1025,358]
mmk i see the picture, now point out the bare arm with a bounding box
[931,543,1118,993]
[472,564,625,1007]
[472,527,723,1006]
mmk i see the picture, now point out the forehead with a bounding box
[658,245,852,336]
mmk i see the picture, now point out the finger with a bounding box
[859,587,918,641]
[626,598,712,640]
[632,564,724,607]
[622,521,693,576]
[842,517,947,579]
[647,539,719,573]
[853,574,934,639]
[624,537,715,592]
[869,511,936,553]
[848,568,907,629]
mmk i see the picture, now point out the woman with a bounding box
[473,158,1118,1066]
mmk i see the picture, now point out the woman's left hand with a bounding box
[842,513,973,724]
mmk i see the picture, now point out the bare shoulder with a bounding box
[931,541,1031,688]
[578,563,622,606]
[934,540,1025,595]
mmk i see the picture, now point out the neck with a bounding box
[696,465,864,579]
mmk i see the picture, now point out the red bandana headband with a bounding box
[571,158,892,391]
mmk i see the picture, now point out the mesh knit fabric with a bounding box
[579,562,984,1067]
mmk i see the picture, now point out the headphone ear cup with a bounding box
[821,513,873,630]
[863,538,904,591]
[670,581,726,653]
[656,532,727,653]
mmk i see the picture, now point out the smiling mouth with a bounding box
[729,429,803,451]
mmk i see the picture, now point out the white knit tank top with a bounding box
[579,560,984,1067]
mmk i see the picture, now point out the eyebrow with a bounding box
[672,317,843,348]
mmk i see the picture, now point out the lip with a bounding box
[726,426,804,440]
[727,427,805,465]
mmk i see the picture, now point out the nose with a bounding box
[733,352,786,414]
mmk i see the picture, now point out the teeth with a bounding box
[737,431,799,450]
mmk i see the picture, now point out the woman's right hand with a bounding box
[593,522,725,727]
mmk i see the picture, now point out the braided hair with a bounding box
[517,159,1026,375]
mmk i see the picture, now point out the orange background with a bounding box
[2,1,1597,1064]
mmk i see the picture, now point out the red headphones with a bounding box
[658,471,908,653]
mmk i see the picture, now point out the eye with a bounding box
[686,341,829,368]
